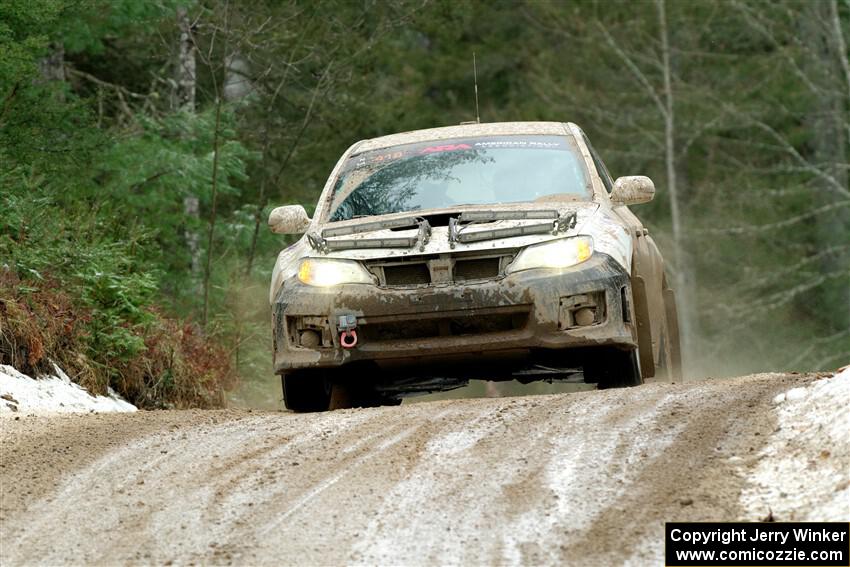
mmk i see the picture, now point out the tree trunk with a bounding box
[803,0,850,346]
[657,0,697,363]
[174,7,196,112]
[224,53,253,102]
[829,0,850,338]
[202,97,223,327]
[38,43,65,84]
[38,42,65,103]
[828,0,850,120]
[174,7,202,289]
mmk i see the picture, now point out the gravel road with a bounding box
[1,372,844,565]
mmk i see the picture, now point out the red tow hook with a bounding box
[340,330,358,349]
[338,314,359,349]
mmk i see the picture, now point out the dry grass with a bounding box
[0,270,235,409]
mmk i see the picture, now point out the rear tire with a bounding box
[281,371,332,412]
[584,349,643,389]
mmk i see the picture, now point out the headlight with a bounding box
[297,258,375,287]
[507,236,594,274]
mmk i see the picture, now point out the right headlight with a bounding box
[506,235,594,274]
[296,258,375,287]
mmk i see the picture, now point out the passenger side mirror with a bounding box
[610,176,655,205]
[268,205,311,234]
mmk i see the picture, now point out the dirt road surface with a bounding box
[1,372,845,565]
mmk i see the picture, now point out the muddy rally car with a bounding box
[268,121,682,411]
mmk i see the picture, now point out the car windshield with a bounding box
[328,135,590,222]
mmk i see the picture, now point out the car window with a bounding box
[583,136,614,193]
[328,135,591,221]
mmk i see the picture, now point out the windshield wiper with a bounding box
[448,209,577,247]
[308,217,431,252]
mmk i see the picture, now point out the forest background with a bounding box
[1,0,848,408]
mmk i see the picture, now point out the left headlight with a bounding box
[506,235,594,274]
[297,258,375,287]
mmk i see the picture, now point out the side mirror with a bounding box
[610,176,655,205]
[268,205,311,234]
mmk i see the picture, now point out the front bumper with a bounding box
[272,253,636,373]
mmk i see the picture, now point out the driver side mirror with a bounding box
[610,176,655,205]
[268,205,311,234]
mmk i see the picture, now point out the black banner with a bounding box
[666,522,849,566]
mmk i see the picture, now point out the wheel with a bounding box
[282,371,402,412]
[584,348,643,389]
[281,371,332,412]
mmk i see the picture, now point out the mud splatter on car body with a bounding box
[267,121,681,411]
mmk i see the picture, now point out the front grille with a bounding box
[367,251,516,287]
[454,257,500,281]
[358,306,530,342]
[448,311,520,334]
[384,263,430,286]
[359,319,440,341]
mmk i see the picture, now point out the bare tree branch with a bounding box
[716,100,850,198]
[750,271,846,312]
[595,21,667,119]
[828,0,850,104]
[696,200,850,235]
[739,245,850,290]
[731,0,822,95]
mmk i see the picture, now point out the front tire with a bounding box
[282,371,402,412]
[584,348,643,389]
[281,371,332,412]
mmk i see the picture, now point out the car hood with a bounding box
[270,202,632,303]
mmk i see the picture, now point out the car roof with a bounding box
[353,121,574,154]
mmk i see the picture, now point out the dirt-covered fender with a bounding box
[578,206,633,273]
[270,239,309,304]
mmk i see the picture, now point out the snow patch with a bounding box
[0,364,136,415]
[774,387,808,404]
[349,403,531,565]
[740,368,850,521]
[425,428,490,456]
[502,392,687,566]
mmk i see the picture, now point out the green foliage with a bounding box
[58,0,188,55]
[1,2,82,169]
[92,107,257,307]
[2,175,153,363]
[0,172,235,407]
[0,1,54,82]
[0,0,247,404]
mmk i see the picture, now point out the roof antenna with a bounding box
[473,52,481,124]
[460,53,481,125]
